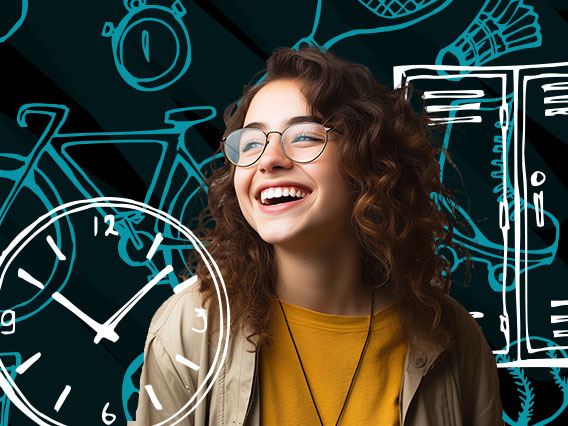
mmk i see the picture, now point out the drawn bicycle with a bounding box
[0,103,220,324]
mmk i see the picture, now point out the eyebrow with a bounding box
[243,115,315,130]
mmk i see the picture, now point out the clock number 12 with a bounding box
[94,215,119,237]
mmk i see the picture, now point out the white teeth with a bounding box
[260,186,309,205]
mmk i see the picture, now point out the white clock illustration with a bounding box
[0,197,229,425]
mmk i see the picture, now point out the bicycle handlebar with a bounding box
[17,103,70,130]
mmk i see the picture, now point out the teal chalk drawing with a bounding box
[102,0,191,91]
[251,0,454,88]
[0,105,76,324]
[0,0,28,42]
[290,0,454,50]
[436,0,542,73]
[499,353,534,424]
[0,103,221,323]
[497,338,568,425]
[122,353,144,421]
[142,29,150,62]
[0,353,20,426]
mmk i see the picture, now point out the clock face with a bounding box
[0,198,228,426]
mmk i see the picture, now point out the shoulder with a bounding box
[404,295,503,425]
[148,284,207,336]
[143,282,223,361]
[437,295,501,394]
[440,295,490,350]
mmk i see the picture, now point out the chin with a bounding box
[257,229,295,246]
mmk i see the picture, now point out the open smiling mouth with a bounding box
[260,187,309,206]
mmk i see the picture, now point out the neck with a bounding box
[274,236,381,316]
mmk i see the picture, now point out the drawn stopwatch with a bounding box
[101,0,191,91]
[0,198,229,425]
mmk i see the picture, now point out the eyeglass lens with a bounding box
[224,122,327,166]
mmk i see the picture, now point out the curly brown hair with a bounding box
[193,47,462,349]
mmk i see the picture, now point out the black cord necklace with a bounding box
[277,290,375,426]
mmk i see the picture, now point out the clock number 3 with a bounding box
[102,402,116,425]
[93,215,119,237]
[191,308,207,333]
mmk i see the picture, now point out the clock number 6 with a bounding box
[102,402,116,425]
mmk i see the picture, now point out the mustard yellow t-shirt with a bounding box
[260,299,407,425]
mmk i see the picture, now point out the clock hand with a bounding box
[142,29,150,62]
[94,265,173,344]
[51,292,119,343]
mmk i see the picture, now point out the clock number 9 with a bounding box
[1,310,15,335]
[102,402,116,425]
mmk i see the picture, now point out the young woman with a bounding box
[132,48,503,425]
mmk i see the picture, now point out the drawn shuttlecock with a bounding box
[436,0,541,70]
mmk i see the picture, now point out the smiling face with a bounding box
[233,79,353,250]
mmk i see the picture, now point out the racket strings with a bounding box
[358,0,441,18]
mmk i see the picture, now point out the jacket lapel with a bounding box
[399,335,446,425]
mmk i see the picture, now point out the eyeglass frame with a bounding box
[221,121,334,167]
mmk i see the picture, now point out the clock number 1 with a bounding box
[94,215,119,237]
[102,402,116,425]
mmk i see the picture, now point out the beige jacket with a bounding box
[130,287,503,425]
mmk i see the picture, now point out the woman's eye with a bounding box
[291,134,323,143]
[242,141,263,152]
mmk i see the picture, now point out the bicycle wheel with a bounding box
[0,154,75,323]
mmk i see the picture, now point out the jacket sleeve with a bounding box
[453,305,504,426]
[128,333,195,426]
[128,288,207,426]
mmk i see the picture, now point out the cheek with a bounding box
[233,169,248,201]
[233,170,255,222]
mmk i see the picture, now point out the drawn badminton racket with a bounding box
[292,0,454,50]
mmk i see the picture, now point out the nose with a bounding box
[257,132,293,172]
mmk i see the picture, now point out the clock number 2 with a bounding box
[1,310,15,335]
[93,215,119,237]
[102,402,116,425]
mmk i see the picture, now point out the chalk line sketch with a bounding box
[0,353,20,426]
[436,0,542,73]
[122,353,144,422]
[0,198,229,425]
[0,103,220,324]
[496,338,568,425]
[0,0,28,42]
[101,0,191,91]
[530,171,545,228]
[394,62,564,367]
[290,0,453,51]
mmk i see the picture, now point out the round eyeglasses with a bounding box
[221,122,332,167]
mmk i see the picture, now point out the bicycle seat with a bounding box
[164,106,216,126]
